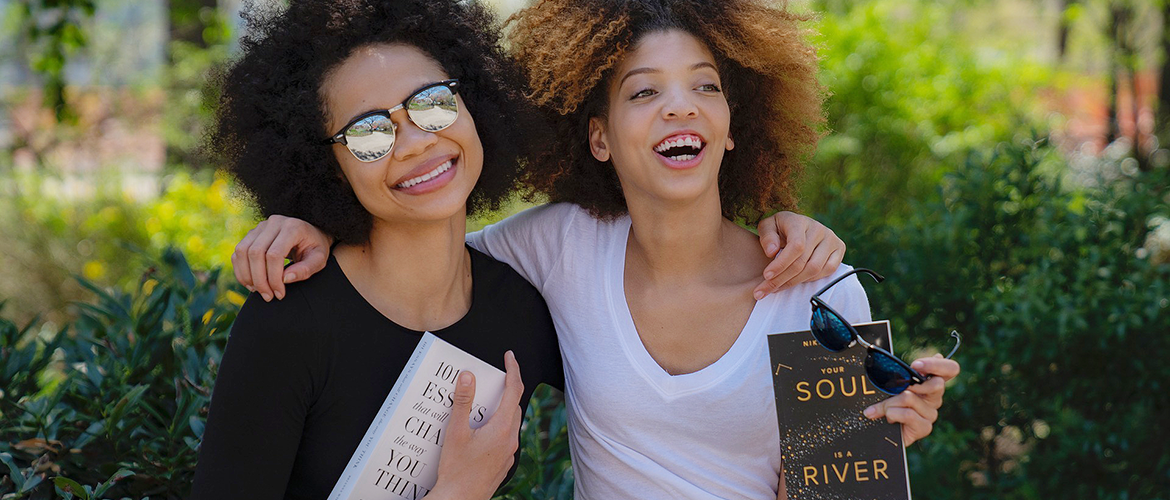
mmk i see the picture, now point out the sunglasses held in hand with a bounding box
[809,268,961,395]
[325,79,461,162]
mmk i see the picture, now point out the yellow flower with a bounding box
[143,279,158,296]
[226,290,247,306]
[82,261,107,281]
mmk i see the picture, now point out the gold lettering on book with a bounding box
[802,459,890,486]
[795,375,877,401]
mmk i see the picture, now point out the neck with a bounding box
[624,186,732,286]
[335,211,471,331]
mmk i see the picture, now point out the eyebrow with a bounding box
[617,62,719,89]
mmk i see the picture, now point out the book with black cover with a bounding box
[768,321,911,500]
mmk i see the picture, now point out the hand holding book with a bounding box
[427,351,525,500]
[862,353,961,446]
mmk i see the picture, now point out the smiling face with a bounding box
[322,44,483,225]
[588,29,733,208]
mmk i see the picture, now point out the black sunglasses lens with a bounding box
[810,306,853,351]
[345,114,395,162]
[407,84,459,132]
[865,351,913,395]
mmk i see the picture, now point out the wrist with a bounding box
[424,484,454,500]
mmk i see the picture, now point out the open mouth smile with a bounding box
[653,133,706,162]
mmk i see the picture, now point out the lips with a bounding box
[392,154,458,189]
[653,133,706,162]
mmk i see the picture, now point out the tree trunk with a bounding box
[1157,1,1170,152]
[1056,0,1074,61]
[1106,5,1124,144]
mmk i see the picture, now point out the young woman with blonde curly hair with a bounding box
[231,0,959,498]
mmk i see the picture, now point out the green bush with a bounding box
[0,248,237,499]
[804,0,1063,218]
[0,171,255,326]
[814,139,1170,499]
[0,249,572,500]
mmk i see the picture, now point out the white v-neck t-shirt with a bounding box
[467,203,872,500]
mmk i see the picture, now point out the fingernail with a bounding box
[506,350,515,361]
[283,272,295,283]
[764,270,775,280]
[754,291,765,300]
[261,292,272,302]
[864,406,877,418]
[459,372,473,386]
[275,290,284,300]
[767,243,778,255]
[912,360,925,370]
[246,285,255,292]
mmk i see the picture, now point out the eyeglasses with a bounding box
[324,79,461,163]
[810,268,961,395]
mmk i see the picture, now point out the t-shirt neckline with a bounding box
[605,216,774,398]
[329,245,480,336]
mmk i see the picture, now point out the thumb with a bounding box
[446,371,476,441]
[283,245,329,283]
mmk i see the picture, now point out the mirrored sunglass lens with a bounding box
[407,85,459,132]
[811,307,854,351]
[345,114,395,162]
[865,351,913,395]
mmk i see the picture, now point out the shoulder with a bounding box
[489,202,584,232]
[227,261,343,348]
[468,247,547,304]
[763,264,871,323]
[809,264,872,323]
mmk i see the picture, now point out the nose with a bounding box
[390,110,439,161]
[661,87,699,120]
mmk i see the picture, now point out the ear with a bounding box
[589,116,611,162]
[726,132,735,151]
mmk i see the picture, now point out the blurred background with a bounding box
[0,0,1167,498]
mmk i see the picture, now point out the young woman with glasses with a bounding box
[191,2,561,498]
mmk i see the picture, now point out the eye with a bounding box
[631,88,657,99]
[697,83,722,92]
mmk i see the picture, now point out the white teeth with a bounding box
[397,160,453,188]
[669,154,696,161]
[654,135,704,153]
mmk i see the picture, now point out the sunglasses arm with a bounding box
[811,267,886,297]
[903,330,963,384]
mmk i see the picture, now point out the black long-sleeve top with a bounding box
[192,247,564,500]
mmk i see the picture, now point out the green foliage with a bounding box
[0,249,573,500]
[10,0,96,123]
[814,139,1170,499]
[805,0,1063,217]
[163,3,232,172]
[496,386,575,499]
[0,172,256,325]
[0,248,239,499]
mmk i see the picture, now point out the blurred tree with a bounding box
[11,0,95,124]
[801,0,1055,218]
[164,0,231,171]
[1157,1,1170,148]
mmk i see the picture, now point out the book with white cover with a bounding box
[328,332,506,500]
